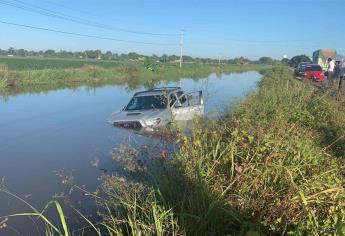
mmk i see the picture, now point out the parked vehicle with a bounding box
[294,62,310,77]
[313,48,337,70]
[107,87,204,131]
[303,64,325,81]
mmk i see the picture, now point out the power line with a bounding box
[1,0,323,46]
[0,20,178,45]
[0,0,95,26]
[40,1,317,44]
[7,0,180,36]
[42,0,122,24]
[43,0,103,18]
[0,0,180,36]
[0,0,312,46]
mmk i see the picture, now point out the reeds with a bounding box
[99,66,345,235]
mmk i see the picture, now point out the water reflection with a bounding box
[0,75,183,102]
[0,70,257,102]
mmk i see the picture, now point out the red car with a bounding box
[303,64,325,81]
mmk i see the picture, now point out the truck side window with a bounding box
[176,91,186,104]
[174,94,191,108]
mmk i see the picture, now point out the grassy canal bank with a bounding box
[1,66,344,235]
[0,58,266,91]
[94,66,345,235]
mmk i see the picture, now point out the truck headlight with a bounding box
[145,118,161,127]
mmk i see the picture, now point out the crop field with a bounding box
[0,56,124,70]
[0,59,268,92]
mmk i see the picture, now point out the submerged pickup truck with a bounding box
[107,87,204,130]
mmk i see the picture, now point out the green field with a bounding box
[0,56,124,70]
[0,57,267,93]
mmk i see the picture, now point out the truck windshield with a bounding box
[125,95,167,111]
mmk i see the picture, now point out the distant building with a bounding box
[313,48,337,69]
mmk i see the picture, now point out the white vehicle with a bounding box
[107,87,204,130]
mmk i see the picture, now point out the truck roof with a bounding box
[134,87,182,97]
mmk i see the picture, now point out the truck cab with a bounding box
[107,87,204,130]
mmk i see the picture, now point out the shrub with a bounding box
[0,64,8,89]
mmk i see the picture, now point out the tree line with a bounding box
[0,47,292,65]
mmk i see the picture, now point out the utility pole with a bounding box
[218,54,221,65]
[179,28,185,68]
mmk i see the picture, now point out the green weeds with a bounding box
[99,66,345,235]
[0,188,70,236]
[0,61,267,91]
[0,64,8,90]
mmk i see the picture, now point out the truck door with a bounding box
[171,91,204,121]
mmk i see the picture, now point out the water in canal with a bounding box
[0,71,261,234]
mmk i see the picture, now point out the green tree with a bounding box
[168,55,179,62]
[259,56,273,65]
[234,56,250,65]
[16,49,27,57]
[182,55,194,62]
[85,50,99,59]
[8,47,15,55]
[105,51,113,60]
[289,55,311,67]
[281,58,290,65]
[44,49,56,57]
[160,54,168,63]
[127,52,141,60]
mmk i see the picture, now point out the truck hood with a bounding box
[107,109,168,123]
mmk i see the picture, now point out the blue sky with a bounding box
[0,0,344,59]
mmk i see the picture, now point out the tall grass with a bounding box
[98,66,345,235]
[0,62,267,91]
[0,79,6,90]
[99,177,180,235]
[0,188,70,236]
[0,64,8,90]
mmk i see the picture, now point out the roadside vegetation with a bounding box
[2,66,344,235]
[0,64,8,89]
[0,48,281,93]
[0,59,267,92]
[96,66,345,235]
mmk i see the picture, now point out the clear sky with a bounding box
[0,0,344,59]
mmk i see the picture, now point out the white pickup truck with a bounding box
[107,87,204,130]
